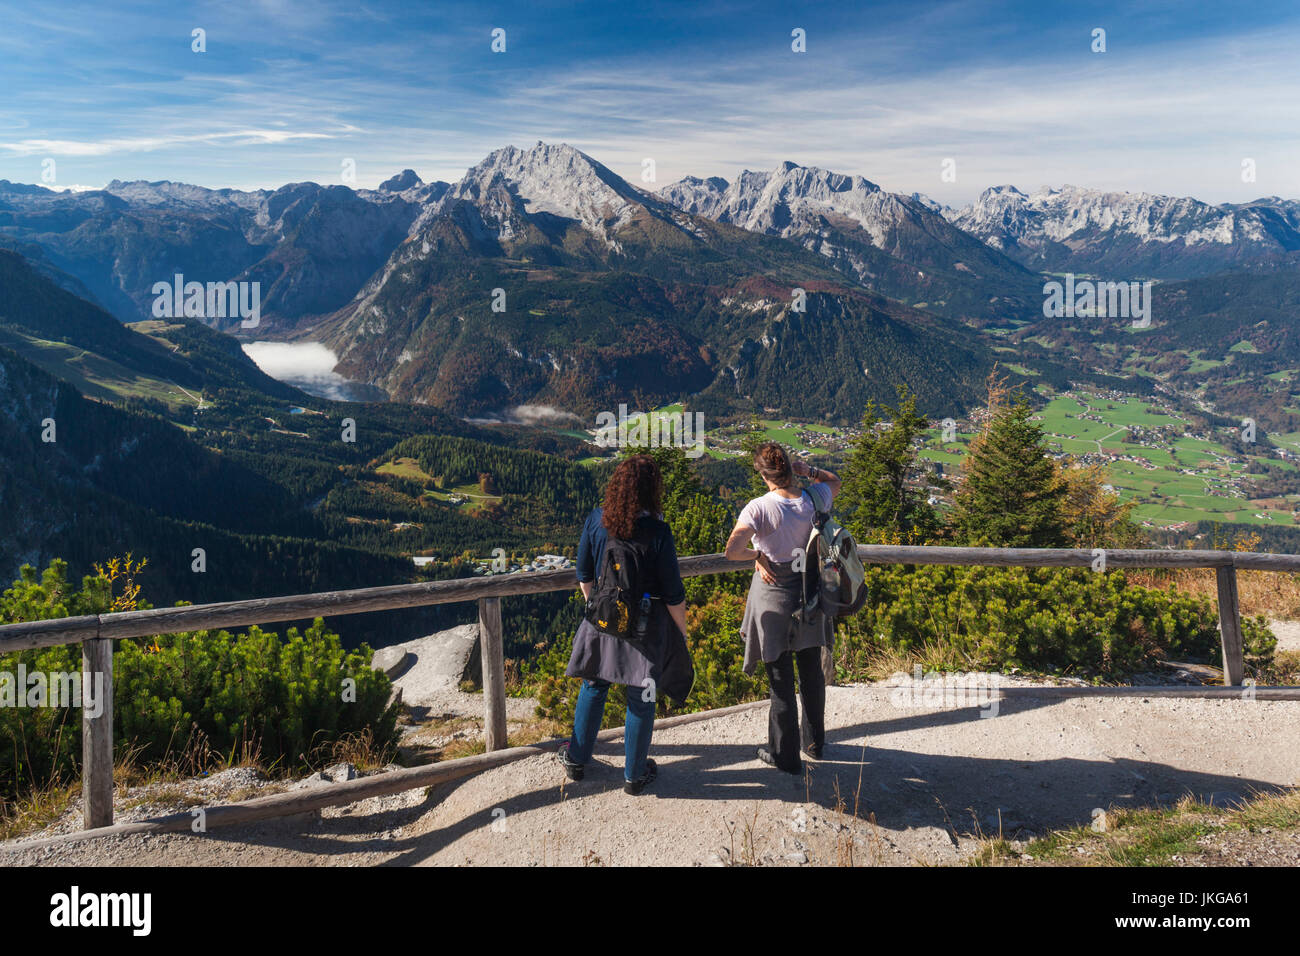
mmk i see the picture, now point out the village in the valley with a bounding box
[438,385,1300,574]
[619,386,1300,533]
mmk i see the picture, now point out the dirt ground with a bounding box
[6,680,1298,867]
[1268,618,1300,653]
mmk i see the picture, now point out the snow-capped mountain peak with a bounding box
[378,169,423,193]
[948,183,1300,274]
[658,175,729,217]
[660,160,906,247]
[908,192,954,218]
[102,179,266,211]
[438,142,657,241]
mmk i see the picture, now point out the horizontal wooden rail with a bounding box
[859,545,1236,569]
[0,615,101,653]
[2,547,1295,652]
[0,554,747,652]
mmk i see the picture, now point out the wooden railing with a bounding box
[0,544,1294,832]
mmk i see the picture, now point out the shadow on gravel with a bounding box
[178,694,1289,864]
[370,722,1282,863]
[151,786,447,861]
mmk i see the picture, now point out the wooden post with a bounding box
[478,597,507,751]
[81,637,114,829]
[1216,566,1245,686]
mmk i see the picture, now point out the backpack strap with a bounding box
[645,520,670,601]
[797,489,822,619]
[803,486,829,531]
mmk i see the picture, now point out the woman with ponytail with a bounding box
[724,442,841,774]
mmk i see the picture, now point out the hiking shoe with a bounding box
[624,758,657,795]
[556,741,585,781]
[757,746,802,775]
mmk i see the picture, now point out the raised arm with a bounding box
[794,460,841,498]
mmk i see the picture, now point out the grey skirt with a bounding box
[740,561,832,675]
[565,613,696,704]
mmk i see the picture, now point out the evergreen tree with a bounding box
[625,446,736,555]
[951,389,1066,547]
[1059,462,1144,548]
[626,445,744,598]
[737,414,770,499]
[839,386,941,542]
[630,445,699,513]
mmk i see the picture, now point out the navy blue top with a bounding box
[576,507,687,606]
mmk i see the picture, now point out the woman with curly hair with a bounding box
[557,454,691,795]
[725,441,841,775]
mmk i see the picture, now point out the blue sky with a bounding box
[1,0,1298,205]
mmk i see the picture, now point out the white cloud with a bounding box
[464,405,581,426]
[0,130,334,158]
[504,405,581,425]
[242,340,369,401]
[3,13,1296,203]
[488,28,1300,206]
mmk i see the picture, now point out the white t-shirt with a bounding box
[737,483,834,563]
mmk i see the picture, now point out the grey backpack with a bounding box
[797,490,868,621]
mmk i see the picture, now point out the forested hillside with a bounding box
[0,249,302,405]
[0,254,611,647]
[386,434,599,515]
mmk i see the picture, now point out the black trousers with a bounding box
[766,645,825,772]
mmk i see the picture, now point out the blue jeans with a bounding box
[568,679,656,781]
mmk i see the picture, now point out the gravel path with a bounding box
[6,680,1298,867]
[1268,618,1300,654]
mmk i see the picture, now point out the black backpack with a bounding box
[584,527,660,654]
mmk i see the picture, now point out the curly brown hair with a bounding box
[753,441,793,488]
[602,454,663,540]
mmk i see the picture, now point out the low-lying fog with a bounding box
[242,341,388,402]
